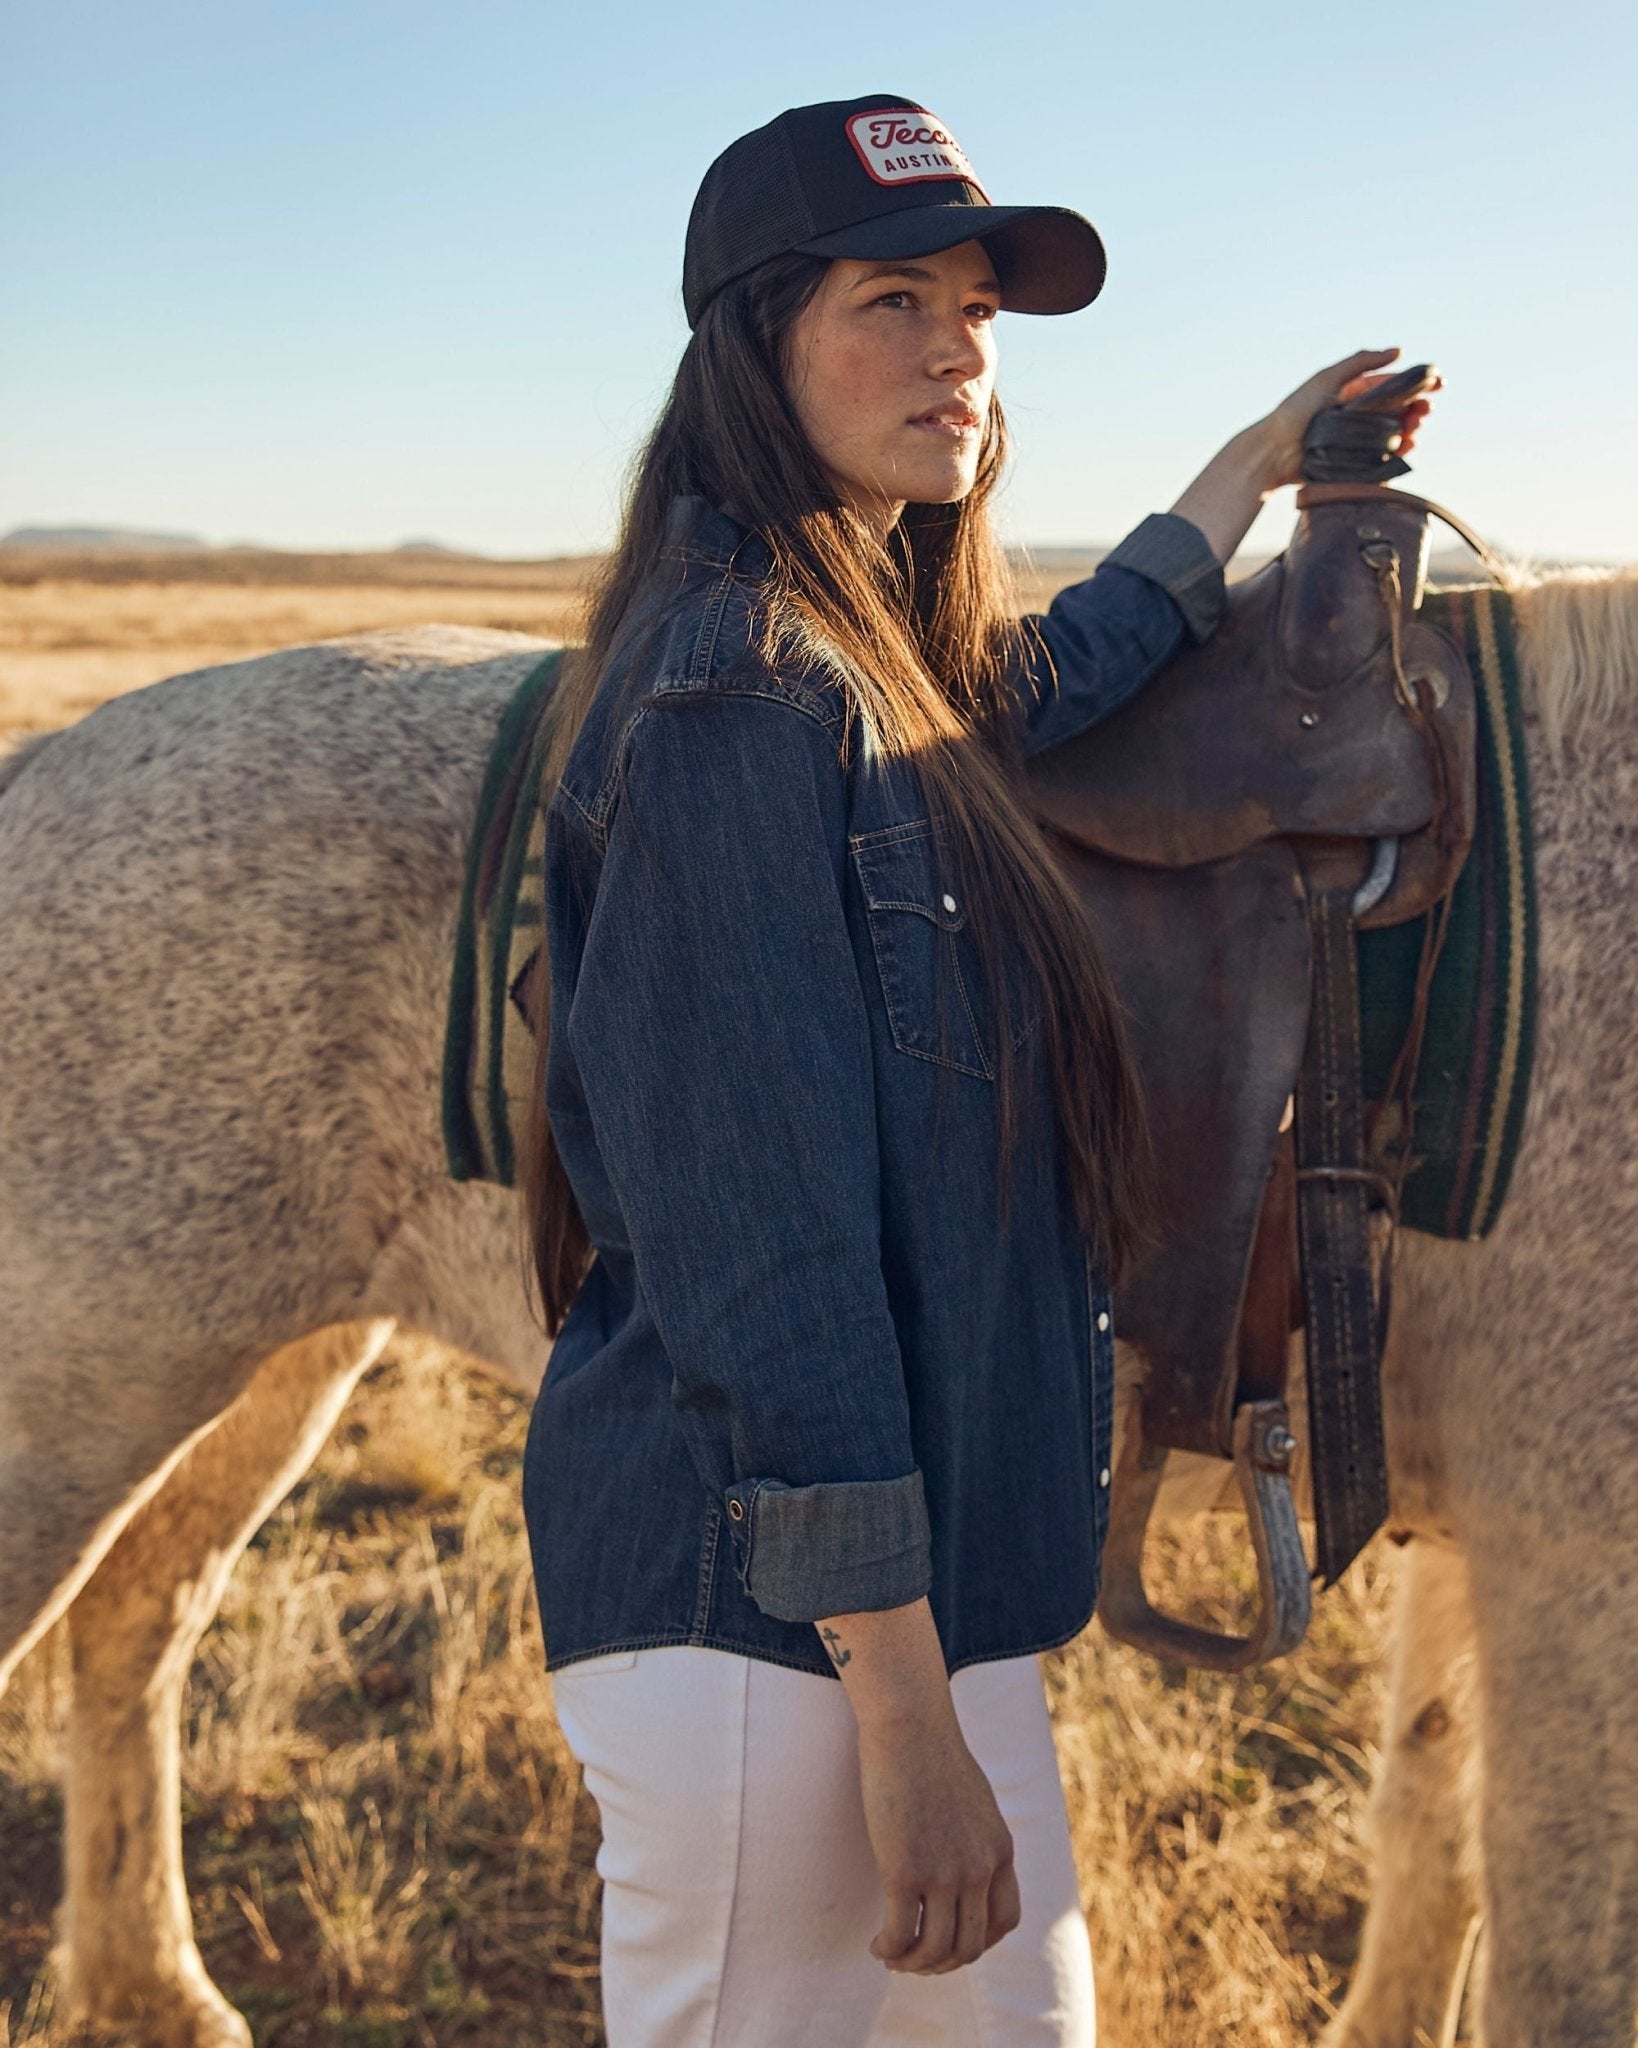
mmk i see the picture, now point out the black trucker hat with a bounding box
[683,95,1107,329]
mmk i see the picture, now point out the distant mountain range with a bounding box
[2,524,212,551]
[0,524,479,556]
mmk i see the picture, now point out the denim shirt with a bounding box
[522,495,1224,1680]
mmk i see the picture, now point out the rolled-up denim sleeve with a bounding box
[564,688,932,1625]
[1012,511,1227,758]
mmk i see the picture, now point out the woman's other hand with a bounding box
[857,1710,1020,1974]
[1259,345,1443,491]
[818,1598,1021,1972]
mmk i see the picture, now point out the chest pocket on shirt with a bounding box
[850,820,1038,1080]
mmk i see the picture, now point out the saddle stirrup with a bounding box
[1097,1399,1312,1672]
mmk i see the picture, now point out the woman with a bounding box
[518,94,1433,2047]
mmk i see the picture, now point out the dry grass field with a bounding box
[0,546,1401,2047]
[0,543,596,736]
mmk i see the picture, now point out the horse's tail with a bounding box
[0,730,61,800]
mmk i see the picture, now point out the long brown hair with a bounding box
[521,250,1154,1331]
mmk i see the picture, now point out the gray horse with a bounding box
[1,560,1634,2045]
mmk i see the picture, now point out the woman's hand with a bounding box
[818,1597,1021,1973]
[1168,345,1443,564]
[1258,345,1442,491]
[857,1712,1021,1975]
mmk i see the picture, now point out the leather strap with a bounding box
[1236,1121,1300,1408]
[1294,481,1504,584]
[1293,870,1393,1585]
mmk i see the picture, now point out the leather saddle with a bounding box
[1021,386,1492,1668]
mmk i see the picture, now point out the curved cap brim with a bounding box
[795,203,1106,315]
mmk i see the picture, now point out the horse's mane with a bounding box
[1494,557,1638,761]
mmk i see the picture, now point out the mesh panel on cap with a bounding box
[683,121,816,323]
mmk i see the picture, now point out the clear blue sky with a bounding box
[3,0,1631,562]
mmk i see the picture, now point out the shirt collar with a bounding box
[661,493,773,577]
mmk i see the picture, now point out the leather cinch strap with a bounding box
[1294,873,1393,1585]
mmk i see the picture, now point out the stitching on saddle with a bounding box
[1316,906,1349,1524]
[1315,893,1366,1552]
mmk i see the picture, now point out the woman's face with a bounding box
[783,238,999,536]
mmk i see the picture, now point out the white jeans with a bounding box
[550,1645,1096,2047]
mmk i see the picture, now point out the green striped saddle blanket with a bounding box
[1356,584,1537,1237]
[440,649,565,1189]
[441,585,1536,1240]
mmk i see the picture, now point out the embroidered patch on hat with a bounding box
[844,108,990,196]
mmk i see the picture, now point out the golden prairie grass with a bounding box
[0,551,1397,2046]
[0,539,1146,735]
[0,545,594,734]
[0,1343,1395,2048]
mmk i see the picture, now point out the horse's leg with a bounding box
[0,1387,231,1697]
[1324,1536,1480,2048]
[56,1318,393,2048]
[1462,1522,1638,2048]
